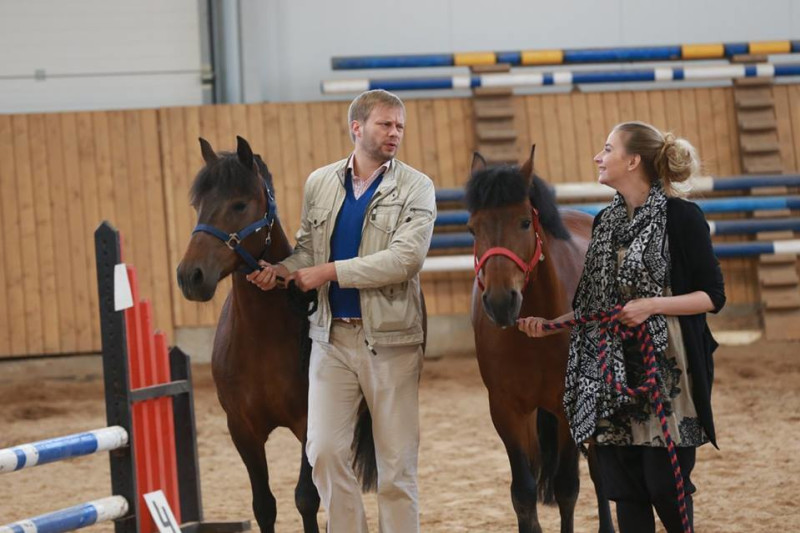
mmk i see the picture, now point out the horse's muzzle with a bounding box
[177,262,219,302]
[482,289,523,328]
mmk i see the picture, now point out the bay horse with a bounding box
[468,147,614,532]
[176,136,375,532]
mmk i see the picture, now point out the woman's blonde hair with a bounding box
[613,121,700,197]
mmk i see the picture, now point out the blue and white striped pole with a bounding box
[0,427,128,474]
[429,218,800,250]
[0,496,129,533]
[322,62,800,93]
[421,240,800,272]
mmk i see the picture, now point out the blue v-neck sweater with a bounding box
[328,172,383,318]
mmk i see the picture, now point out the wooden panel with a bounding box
[602,92,622,129]
[512,94,530,164]
[449,99,471,188]
[307,102,331,171]
[695,90,719,177]
[633,91,652,124]
[540,95,564,181]
[418,99,444,315]
[401,100,423,173]
[61,113,94,352]
[433,100,456,315]
[29,114,60,354]
[787,86,800,172]
[44,113,77,353]
[0,114,25,355]
[290,103,315,245]
[773,86,796,172]
[12,115,44,354]
[555,94,579,182]
[524,96,551,179]
[679,90,701,149]
[324,101,349,163]
[124,111,152,324]
[449,99,473,313]
[159,107,186,329]
[585,93,607,183]
[617,91,635,122]
[662,90,683,134]
[141,109,172,338]
[710,88,735,177]
[648,91,668,133]
[571,93,595,183]
[77,112,101,347]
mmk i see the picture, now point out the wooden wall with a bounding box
[2,85,799,358]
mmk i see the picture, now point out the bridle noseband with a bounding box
[192,181,277,274]
[474,208,545,291]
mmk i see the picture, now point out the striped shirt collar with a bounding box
[346,154,392,200]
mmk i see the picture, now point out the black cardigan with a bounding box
[591,198,726,447]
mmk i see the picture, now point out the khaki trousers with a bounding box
[307,321,423,533]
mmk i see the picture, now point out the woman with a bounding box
[518,121,725,532]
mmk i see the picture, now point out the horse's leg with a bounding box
[491,400,542,533]
[587,443,616,533]
[228,420,277,532]
[552,422,580,533]
[295,439,320,533]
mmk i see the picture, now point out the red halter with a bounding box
[474,208,545,291]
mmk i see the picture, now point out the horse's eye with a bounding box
[521,219,532,230]
[467,226,475,235]
[232,202,247,213]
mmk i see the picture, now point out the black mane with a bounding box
[190,152,275,207]
[465,165,571,240]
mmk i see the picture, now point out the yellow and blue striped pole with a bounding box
[331,40,800,69]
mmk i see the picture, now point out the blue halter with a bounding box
[192,182,278,274]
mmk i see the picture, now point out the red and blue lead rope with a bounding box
[543,305,691,533]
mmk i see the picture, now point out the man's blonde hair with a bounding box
[347,89,405,142]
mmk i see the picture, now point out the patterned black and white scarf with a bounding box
[564,184,670,444]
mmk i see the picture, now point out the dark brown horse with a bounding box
[468,147,614,533]
[176,136,374,532]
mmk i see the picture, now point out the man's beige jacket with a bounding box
[280,157,436,347]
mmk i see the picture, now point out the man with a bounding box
[247,89,435,532]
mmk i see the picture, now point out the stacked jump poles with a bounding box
[331,40,800,69]
[323,40,800,94]
[0,222,208,533]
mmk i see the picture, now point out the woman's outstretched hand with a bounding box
[517,316,550,338]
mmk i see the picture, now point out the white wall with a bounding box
[238,0,800,103]
[0,0,205,113]
[2,0,798,111]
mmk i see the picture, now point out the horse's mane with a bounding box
[465,165,571,240]
[189,152,276,207]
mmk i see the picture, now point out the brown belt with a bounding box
[333,317,363,325]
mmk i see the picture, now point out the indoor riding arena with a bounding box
[1,2,799,533]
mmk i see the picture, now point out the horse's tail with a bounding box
[534,408,559,504]
[352,399,378,492]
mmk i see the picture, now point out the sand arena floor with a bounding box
[1,339,799,532]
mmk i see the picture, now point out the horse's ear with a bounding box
[254,153,271,179]
[520,144,536,187]
[471,152,487,174]
[254,153,268,173]
[199,137,218,165]
[236,135,255,170]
